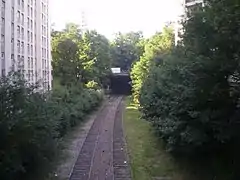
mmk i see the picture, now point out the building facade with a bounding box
[175,0,204,45]
[0,0,52,90]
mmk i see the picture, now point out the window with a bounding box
[17,11,20,23]
[21,27,24,39]
[21,56,24,67]
[28,57,30,68]
[41,2,44,12]
[17,25,20,38]
[21,13,24,25]
[21,0,24,11]
[27,44,30,54]
[31,70,34,81]
[42,58,44,69]
[11,23,14,38]
[1,34,5,48]
[11,38,14,52]
[30,32,33,43]
[17,40,20,53]
[1,17,4,33]
[28,70,31,81]
[11,54,15,66]
[11,7,14,21]
[41,48,44,58]
[2,69,5,77]
[31,57,33,69]
[27,31,30,41]
[27,5,30,16]
[1,1,5,17]
[30,20,33,30]
[17,55,20,64]
[30,7,33,17]
[27,17,29,28]
[21,42,24,54]
[1,52,5,68]
[31,45,33,56]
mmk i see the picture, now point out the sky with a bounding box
[50,0,183,39]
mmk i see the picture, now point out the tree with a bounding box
[110,31,144,71]
[139,0,240,154]
[78,30,111,86]
[131,27,175,103]
[51,24,111,87]
[51,23,82,86]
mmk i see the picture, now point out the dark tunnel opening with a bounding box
[110,74,132,95]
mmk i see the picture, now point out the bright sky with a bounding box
[50,0,182,39]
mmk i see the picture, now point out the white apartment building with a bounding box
[175,0,204,44]
[0,0,52,90]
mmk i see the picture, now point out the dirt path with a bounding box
[69,96,131,180]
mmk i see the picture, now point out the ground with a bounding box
[49,96,235,180]
[123,98,176,180]
[123,97,237,180]
[50,96,131,180]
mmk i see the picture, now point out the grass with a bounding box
[123,97,238,180]
[123,97,179,180]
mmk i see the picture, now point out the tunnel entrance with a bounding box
[110,73,131,95]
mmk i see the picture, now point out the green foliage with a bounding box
[110,31,144,71]
[0,72,103,179]
[79,30,112,85]
[139,0,240,154]
[0,73,58,179]
[51,84,103,137]
[131,27,175,104]
[85,80,99,90]
[51,24,111,87]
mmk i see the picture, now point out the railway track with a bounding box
[69,96,131,180]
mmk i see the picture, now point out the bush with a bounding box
[0,74,58,179]
[140,52,240,154]
[138,0,240,155]
[51,84,103,137]
[131,28,175,104]
[0,73,103,179]
[85,80,99,90]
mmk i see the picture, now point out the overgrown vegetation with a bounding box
[131,26,175,103]
[133,0,240,161]
[51,23,112,87]
[0,23,110,179]
[124,97,238,180]
[110,31,145,71]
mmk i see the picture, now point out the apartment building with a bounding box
[175,0,204,44]
[0,0,52,90]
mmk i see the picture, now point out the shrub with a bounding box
[140,52,240,154]
[131,27,175,104]
[85,80,99,90]
[0,73,103,179]
[0,74,58,179]
[51,84,103,137]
